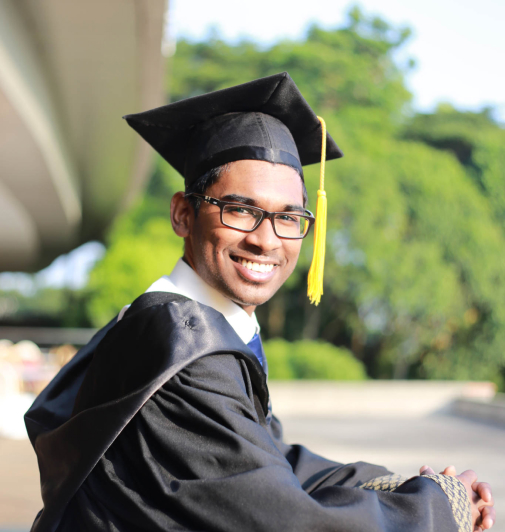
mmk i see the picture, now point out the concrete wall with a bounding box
[269,380,497,419]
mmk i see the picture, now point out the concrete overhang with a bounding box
[0,0,167,271]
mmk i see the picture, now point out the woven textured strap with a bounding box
[360,473,408,492]
[360,473,472,532]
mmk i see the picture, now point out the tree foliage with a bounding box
[87,7,505,387]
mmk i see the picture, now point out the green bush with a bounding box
[264,339,367,380]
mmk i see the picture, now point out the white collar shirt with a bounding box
[118,258,260,345]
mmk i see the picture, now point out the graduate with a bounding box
[25,72,495,532]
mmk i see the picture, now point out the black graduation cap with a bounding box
[123,72,343,185]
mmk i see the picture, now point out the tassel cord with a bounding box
[307,116,328,306]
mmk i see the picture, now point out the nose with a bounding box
[243,217,282,252]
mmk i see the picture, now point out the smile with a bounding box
[238,259,274,273]
[230,255,278,281]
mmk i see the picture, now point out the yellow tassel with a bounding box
[307,116,327,306]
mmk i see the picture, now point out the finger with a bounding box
[420,465,435,475]
[480,506,496,530]
[441,465,457,476]
[473,482,493,505]
[459,469,479,485]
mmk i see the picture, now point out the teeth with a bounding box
[240,259,274,273]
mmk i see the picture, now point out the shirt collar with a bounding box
[145,258,260,345]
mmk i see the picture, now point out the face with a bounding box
[170,160,305,315]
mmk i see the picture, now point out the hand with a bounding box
[420,466,495,531]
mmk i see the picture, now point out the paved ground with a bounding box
[1,413,503,531]
[0,438,41,531]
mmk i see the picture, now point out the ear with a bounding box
[170,192,193,238]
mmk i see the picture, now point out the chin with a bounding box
[229,286,278,308]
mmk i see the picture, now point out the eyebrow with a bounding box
[221,194,305,213]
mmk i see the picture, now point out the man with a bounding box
[26,73,494,531]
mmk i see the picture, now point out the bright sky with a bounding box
[169,0,505,121]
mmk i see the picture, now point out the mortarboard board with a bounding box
[123,72,342,185]
[124,72,341,305]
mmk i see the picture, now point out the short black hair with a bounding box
[185,162,309,216]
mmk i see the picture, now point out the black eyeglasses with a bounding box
[185,193,315,239]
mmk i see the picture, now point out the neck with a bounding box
[240,304,256,317]
[182,254,257,316]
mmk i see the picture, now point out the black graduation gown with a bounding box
[25,292,460,532]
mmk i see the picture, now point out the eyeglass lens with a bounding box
[222,205,309,238]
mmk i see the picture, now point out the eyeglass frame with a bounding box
[184,193,315,240]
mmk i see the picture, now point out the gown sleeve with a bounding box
[59,352,469,532]
[267,413,392,492]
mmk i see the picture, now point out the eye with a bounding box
[276,214,300,223]
[226,205,257,216]
[280,215,296,222]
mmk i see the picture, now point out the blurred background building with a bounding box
[0,0,166,272]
